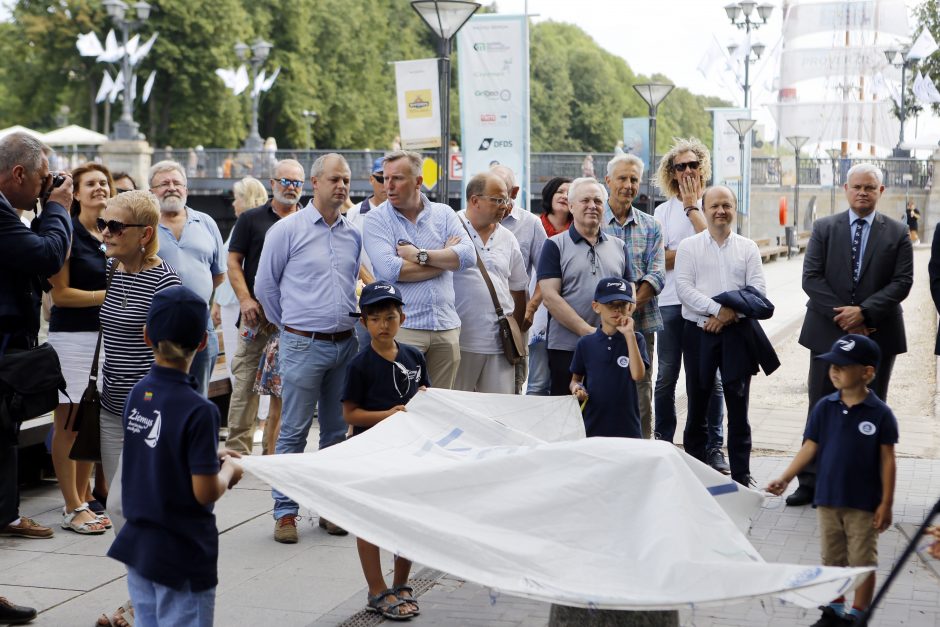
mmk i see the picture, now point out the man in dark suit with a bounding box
[788,163,913,506]
[0,132,72,624]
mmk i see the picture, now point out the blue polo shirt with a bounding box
[342,341,430,436]
[157,207,224,305]
[108,365,222,591]
[806,391,899,512]
[570,328,649,438]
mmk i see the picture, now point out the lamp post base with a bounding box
[112,119,142,141]
[242,134,264,152]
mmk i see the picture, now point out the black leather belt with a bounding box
[284,326,353,342]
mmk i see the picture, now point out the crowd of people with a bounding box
[0,129,922,626]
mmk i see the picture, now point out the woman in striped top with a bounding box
[98,190,180,488]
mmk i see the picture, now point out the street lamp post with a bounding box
[302,110,318,150]
[786,135,809,257]
[728,118,756,235]
[411,0,480,206]
[235,38,273,152]
[633,84,674,213]
[825,147,841,215]
[884,45,914,157]
[723,1,773,110]
[102,0,151,141]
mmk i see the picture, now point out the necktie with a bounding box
[850,219,866,305]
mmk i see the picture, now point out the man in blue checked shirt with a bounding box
[363,150,475,390]
[603,154,665,439]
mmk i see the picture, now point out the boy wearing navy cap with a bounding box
[569,277,649,438]
[767,334,897,626]
[342,280,429,620]
[108,285,243,627]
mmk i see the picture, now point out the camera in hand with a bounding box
[40,173,66,207]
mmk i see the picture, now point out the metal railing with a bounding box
[751,156,933,189]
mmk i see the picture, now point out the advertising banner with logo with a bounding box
[710,107,750,217]
[394,58,441,150]
[621,118,650,172]
[458,14,529,208]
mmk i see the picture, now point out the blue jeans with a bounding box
[189,319,219,398]
[525,339,551,396]
[654,305,724,448]
[273,331,357,520]
[126,566,215,627]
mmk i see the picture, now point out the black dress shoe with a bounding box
[786,486,814,506]
[0,597,37,625]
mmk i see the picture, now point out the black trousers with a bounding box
[0,439,17,527]
[547,348,576,396]
[682,322,753,482]
[796,350,896,490]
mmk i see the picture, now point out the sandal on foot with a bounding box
[62,505,106,535]
[96,601,134,627]
[366,589,414,621]
[392,585,420,615]
[85,503,112,529]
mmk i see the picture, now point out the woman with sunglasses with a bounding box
[46,163,116,535]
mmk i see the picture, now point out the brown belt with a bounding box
[283,326,353,342]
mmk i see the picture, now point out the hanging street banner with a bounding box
[458,14,530,209]
[394,58,441,150]
[621,118,650,172]
[711,107,751,217]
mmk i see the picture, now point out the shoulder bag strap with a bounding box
[89,261,119,382]
[461,219,506,318]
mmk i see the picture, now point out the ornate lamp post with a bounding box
[786,135,809,256]
[235,38,273,152]
[102,0,151,140]
[728,118,756,235]
[411,0,480,205]
[633,84,674,212]
[302,110,318,150]
[723,1,773,110]
[883,45,915,157]
[826,148,841,215]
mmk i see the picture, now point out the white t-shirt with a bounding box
[345,198,381,276]
[653,196,700,307]
[454,211,528,354]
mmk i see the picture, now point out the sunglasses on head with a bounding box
[276,178,304,188]
[372,173,385,183]
[673,161,701,172]
[96,218,147,235]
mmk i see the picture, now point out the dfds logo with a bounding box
[478,138,513,151]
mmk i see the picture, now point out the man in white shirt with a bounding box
[454,172,528,393]
[653,138,727,473]
[675,185,766,487]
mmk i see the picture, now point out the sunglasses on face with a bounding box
[372,174,385,183]
[276,178,304,188]
[96,218,146,235]
[673,161,700,172]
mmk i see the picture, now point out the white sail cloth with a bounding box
[241,389,870,610]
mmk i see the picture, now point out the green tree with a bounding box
[911,0,939,116]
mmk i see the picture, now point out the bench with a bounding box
[754,237,787,262]
[796,230,811,252]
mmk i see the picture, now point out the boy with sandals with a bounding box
[342,281,429,620]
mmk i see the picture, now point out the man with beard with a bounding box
[224,159,305,455]
[150,161,225,397]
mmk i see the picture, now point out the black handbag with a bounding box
[0,341,66,441]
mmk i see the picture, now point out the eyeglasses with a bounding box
[96,218,147,235]
[477,195,512,207]
[673,161,700,172]
[372,174,385,183]
[115,188,134,194]
[151,180,186,191]
[275,178,304,188]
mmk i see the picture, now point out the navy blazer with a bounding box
[929,227,940,355]
[799,210,913,356]
[0,194,71,342]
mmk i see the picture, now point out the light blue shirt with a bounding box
[156,207,224,305]
[363,194,475,331]
[254,200,361,332]
[848,209,875,281]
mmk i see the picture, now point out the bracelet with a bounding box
[684,206,699,216]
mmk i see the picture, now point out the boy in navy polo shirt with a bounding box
[569,277,648,438]
[342,281,429,620]
[108,286,243,627]
[766,334,897,627]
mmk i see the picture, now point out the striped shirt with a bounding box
[100,259,181,414]
[362,195,475,331]
[602,204,665,333]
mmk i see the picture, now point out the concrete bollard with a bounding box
[549,604,679,626]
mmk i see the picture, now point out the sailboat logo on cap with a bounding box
[838,339,856,352]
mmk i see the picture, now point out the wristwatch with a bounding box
[417,249,429,266]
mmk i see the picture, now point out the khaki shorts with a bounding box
[818,506,878,567]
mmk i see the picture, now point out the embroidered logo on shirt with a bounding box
[127,407,161,448]
[144,391,153,401]
[617,356,630,368]
[838,338,856,352]
[858,421,876,436]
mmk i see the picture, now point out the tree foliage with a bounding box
[0,1,727,151]
[914,0,940,116]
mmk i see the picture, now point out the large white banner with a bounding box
[780,47,900,86]
[458,14,529,208]
[394,58,441,150]
[766,100,900,149]
[783,1,909,40]
[711,107,753,218]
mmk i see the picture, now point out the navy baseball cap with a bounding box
[372,157,384,174]
[594,277,635,304]
[359,280,404,308]
[815,334,881,368]
[146,285,208,350]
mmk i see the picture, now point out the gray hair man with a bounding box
[603,154,665,438]
[149,160,226,397]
